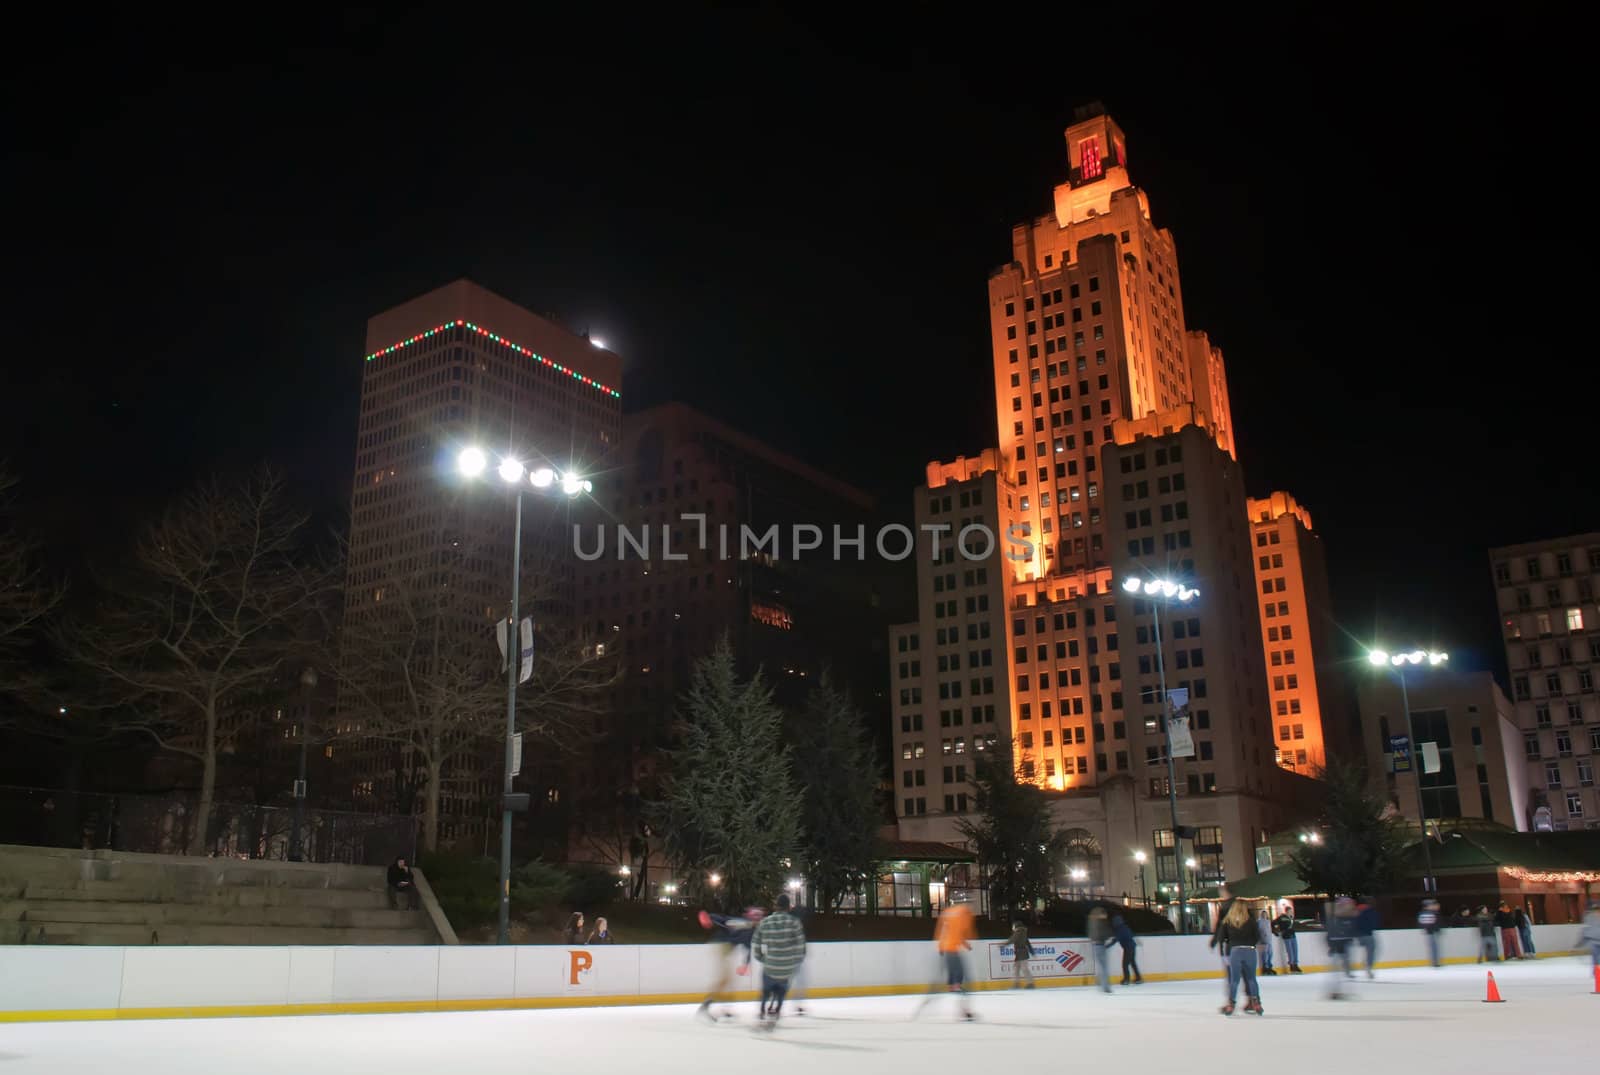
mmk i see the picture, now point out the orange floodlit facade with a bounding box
[891,105,1336,898]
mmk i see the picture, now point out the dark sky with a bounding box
[2,8,1590,683]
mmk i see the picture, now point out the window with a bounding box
[1566,792,1584,817]
[1557,731,1573,756]
[1524,734,1540,759]
[1569,607,1586,632]
[1546,761,1562,789]
[1579,760,1594,787]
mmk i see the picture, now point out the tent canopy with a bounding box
[1222,864,1312,899]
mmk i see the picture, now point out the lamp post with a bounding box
[289,666,318,862]
[458,446,591,944]
[1070,866,1088,901]
[1134,850,1149,908]
[1367,647,1449,895]
[1122,575,1200,933]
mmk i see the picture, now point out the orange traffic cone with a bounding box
[1483,971,1504,1004]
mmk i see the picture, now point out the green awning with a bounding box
[1223,864,1312,899]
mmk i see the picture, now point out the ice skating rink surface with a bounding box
[3,957,1592,1074]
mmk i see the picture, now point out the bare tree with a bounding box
[0,468,64,672]
[335,559,616,853]
[58,468,336,856]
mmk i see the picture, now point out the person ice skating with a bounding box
[1580,900,1600,970]
[1273,904,1301,973]
[1418,899,1442,968]
[696,906,762,1022]
[1111,914,1142,985]
[1257,909,1276,975]
[1008,921,1036,989]
[1325,898,1357,999]
[1495,902,1523,960]
[587,917,614,944]
[1476,906,1498,963]
[1514,904,1535,958]
[751,894,806,1031]
[1354,897,1379,978]
[778,901,815,1015]
[386,857,418,910]
[1216,900,1263,1015]
[563,912,586,945]
[1087,907,1113,993]
[916,898,977,1021]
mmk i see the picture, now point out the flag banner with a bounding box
[1390,734,1412,772]
[1167,687,1194,757]
[496,616,535,684]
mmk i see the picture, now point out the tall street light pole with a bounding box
[1367,648,1449,896]
[459,446,591,944]
[1123,575,1199,933]
[290,666,318,862]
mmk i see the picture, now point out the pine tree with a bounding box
[660,640,801,910]
[1290,760,1406,898]
[959,743,1068,920]
[787,674,881,911]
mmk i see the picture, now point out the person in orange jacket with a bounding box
[915,898,978,1021]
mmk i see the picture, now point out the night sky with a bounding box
[2,9,1589,682]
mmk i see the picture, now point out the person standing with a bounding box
[696,906,761,1022]
[1495,902,1523,960]
[1256,909,1276,975]
[1111,914,1142,985]
[916,898,977,1021]
[1417,899,1442,968]
[1087,907,1113,994]
[1476,905,1499,963]
[1216,900,1263,1015]
[563,912,586,945]
[1354,898,1379,978]
[586,917,614,944]
[1325,898,1357,1000]
[1514,904,1535,958]
[751,894,806,1031]
[1007,921,1035,989]
[1273,904,1301,973]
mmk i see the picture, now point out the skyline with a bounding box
[1,11,1591,684]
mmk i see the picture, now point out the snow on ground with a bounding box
[3,957,1593,1074]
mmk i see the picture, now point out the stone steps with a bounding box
[18,900,426,930]
[19,882,388,910]
[21,921,432,946]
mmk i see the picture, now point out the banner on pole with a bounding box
[1389,734,1412,773]
[1166,687,1194,758]
[511,732,523,777]
[496,617,535,684]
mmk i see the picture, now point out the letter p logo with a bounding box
[569,950,593,985]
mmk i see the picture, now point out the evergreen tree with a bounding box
[1290,760,1406,898]
[660,640,801,910]
[787,674,881,911]
[959,744,1068,920]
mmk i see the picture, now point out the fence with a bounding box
[0,786,417,866]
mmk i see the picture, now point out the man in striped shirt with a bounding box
[751,894,807,1029]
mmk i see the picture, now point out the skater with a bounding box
[1257,908,1276,974]
[782,901,815,1015]
[1216,900,1263,1015]
[915,897,977,1021]
[386,857,419,911]
[751,894,806,1031]
[563,912,586,945]
[1008,921,1036,989]
[1087,907,1113,993]
[1417,899,1442,968]
[1354,897,1379,978]
[1475,905,1499,963]
[587,916,614,944]
[696,905,762,1022]
[1514,904,1535,958]
[1580,900,1600,970]
[1325,897,1357,999]
[1273,903,1301,973]
[1495,902,1523,960]
[1111,913,1142,985]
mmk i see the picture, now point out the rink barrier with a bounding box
[0,924,1584,1023]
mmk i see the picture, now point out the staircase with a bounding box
[0,844,449,946]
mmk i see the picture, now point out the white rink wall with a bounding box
[0,924,1585,1022]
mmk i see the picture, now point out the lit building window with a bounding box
[1079,139,1102,179]
[1568,607,1585,632]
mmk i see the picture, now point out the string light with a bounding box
[364,319,622,398]
[1501,865,1600,884]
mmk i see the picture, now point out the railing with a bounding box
[0,785,417,866]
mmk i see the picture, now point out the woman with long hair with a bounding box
[1217,899,1264,1015]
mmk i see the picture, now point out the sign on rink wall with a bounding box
[986,938,1094,979]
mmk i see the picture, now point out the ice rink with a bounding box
[3,957,1593,1074]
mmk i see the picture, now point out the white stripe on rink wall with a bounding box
[0,924,1586,1021]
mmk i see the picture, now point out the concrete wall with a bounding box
[0,925,1585,1023]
